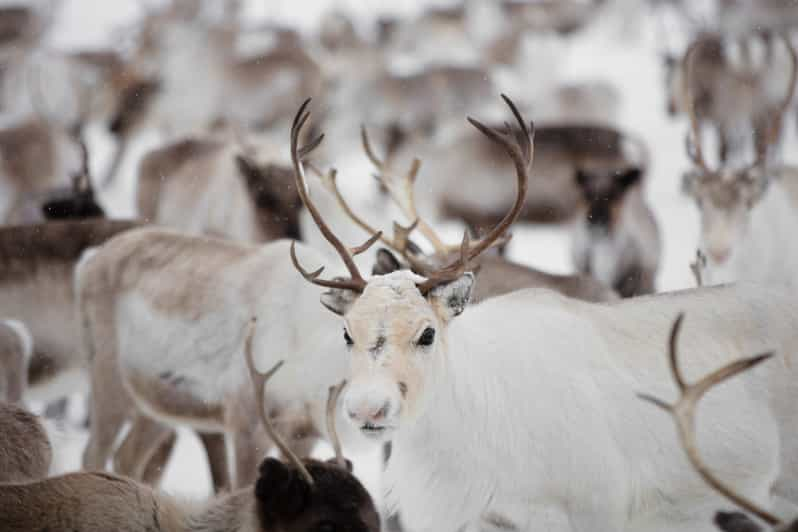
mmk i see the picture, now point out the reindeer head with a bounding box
[288,96,532,440]
[244,322,380,532]
[574,165,643,232]
[235,156,303,241]
[682,33,796,270]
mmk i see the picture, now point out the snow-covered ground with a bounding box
[20,0,798,505]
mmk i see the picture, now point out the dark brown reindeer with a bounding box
[0,321,380,532]
[640,314,794,532]
[314,125,618,303]
[136,134,302,243]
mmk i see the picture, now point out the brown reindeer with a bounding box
[136,134,301,243]
[0,402,51,483]
[314,126,617,303]
[0,323,380,532]
[665,31,797,165]
[640,313,796,532]
[0,219,139,402]
[424,122,650,226]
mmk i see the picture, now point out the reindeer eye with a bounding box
[417,327,435,347]
[343,329,353,346]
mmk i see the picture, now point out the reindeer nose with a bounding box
[348,401,391,423]
[708,247,731,264]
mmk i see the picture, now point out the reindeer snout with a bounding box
[707,246,731,264]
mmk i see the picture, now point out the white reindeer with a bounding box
[287,97,798,532]
[681,34,798,286]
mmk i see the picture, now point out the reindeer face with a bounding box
[574,167,642,232]
[683,169,766,267]
[330,271,473,441]
[255,458,380,532]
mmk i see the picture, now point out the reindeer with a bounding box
[8,134,104,224]
[102,2,323,187]
[313,126,617,303]
[0,402,51,483]
[665,32,796,165]
[570,160,661,297]
[0,327,380,532]
[78,175,382,487]
[136,134,301,243]
[0,220,139,404]
[288,97,798,531]
[640,314,798,532]
[427,121,651,226]
[682,34,798,286]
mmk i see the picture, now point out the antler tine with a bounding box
[750,33,797,171]
[682,38,711,174]
[243,318,314,486]
[326,380,348,469]
[305,162,431,273]
[360,125,453,256]
[290,99,375,292]
[638,313,779,526]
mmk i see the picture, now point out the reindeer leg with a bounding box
[141,431,177,486]
[113,415,175,483]
[197,431,231,493]
[226,387,268,488]
[82,306,131,472]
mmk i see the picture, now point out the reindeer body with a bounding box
[79,229,348,486]
[137,136,300,243]
[0,458,378,532]
[352,279,796,532]
[0,402,51,483]
[0,119,82,223]
[0,220,139,401]
[571,174,661,297]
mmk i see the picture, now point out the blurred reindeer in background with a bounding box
[682,33,798,286]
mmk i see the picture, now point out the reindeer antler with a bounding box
[682,37,712,175]
[746,33,797,173]
[638,313,779,526]
[244,318,314,485]
[289,99,382,293]
[415,94,533,294]
[306,161,430,273]
[326,380,347,469]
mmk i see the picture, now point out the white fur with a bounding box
[341,276,798,532]
[701,178,798,286]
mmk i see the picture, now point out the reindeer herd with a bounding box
[1,0,798,531]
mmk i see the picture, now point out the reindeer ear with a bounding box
[372,248,402,275]
[255,458,310,517]
[616,167,642,189]
[427,273,474,321]
[320,288,359,316]
[326,457,354,472]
